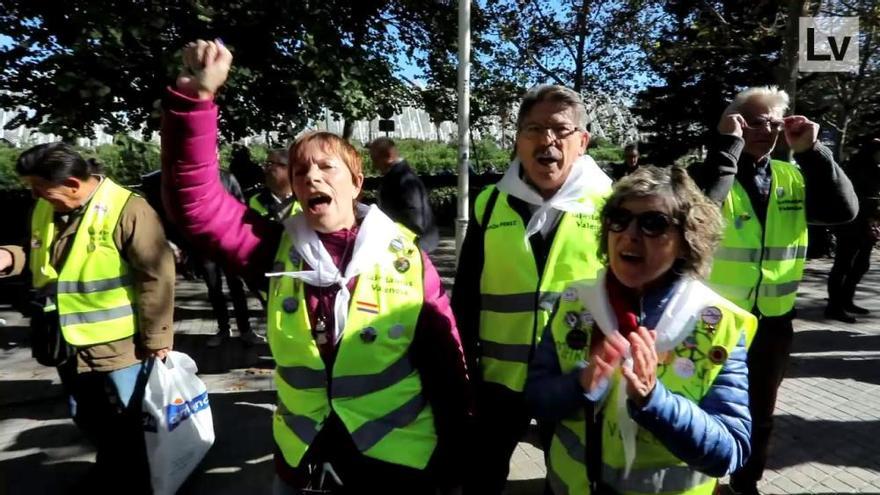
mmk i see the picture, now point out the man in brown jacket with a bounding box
[0,143,174,491]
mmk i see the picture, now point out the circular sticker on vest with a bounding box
[562,287,577,302]
[272,261,285,273]
[282,297,299,313]
[360,327,378,343]
[394,257,411,273]
[709,345,729,364]
[566,329,588,350]
[684,336,697,349]
[388,324,406,339]
[87,242,96,252]
[564,311,580,329]
[701,306,722,326]
[288,245,301,265]
[389,238,405,253]
[776,186,785,198]
[673,357,695,379]
[88,226,96,235]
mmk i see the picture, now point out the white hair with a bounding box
[724,86,790,119]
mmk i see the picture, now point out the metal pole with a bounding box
[455,0,471,259]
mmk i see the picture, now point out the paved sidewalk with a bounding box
[1,241,879,494]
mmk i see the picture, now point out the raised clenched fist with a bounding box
[176,39,233,100]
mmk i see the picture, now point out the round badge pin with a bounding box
[288,245,301,265]
[394,257,411,273]
[282,297,299,313]
[673,357,695,379]
[580,310,592,326]
[701,306,722,326]
[389,238,405,253]
[565,329,588,350]
[564,311,580,329]
[360,327,378,343]
[562,287,577,302]
[87,242,96,252]
[709,345,729,364]
[684,336,697,349]
[388,324,406,339]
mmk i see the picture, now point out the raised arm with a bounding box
[160,39,280,283]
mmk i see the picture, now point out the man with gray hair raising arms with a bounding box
[691,86,857,495]
[452,85,611,493]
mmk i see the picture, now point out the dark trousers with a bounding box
[827,224,874,308]
[195,257,252,334]
[463,383,531,495]
[730,316,795,487]
[58,359,153,493]
[274,414,435,494]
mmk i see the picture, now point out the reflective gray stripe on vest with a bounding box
[714,246,760,263]
[276,399,321,444]
[56,274,133,294]
[547,462,571,495]
[715,245,806,263]
[350,393,426,452]
[603,463,712,493]
[555,423,585,464]
[763,245,807,261]
[480,341,532,363]
[759,280,800,297]
[277,366,327,389]
[58,304,134,326]
[481,291,560,313]
[710,282,754,301]
[331,354,415,399]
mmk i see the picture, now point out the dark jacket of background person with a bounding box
[0,194,175,372]
[827,139,880,311]
[378,159,440,253]
[159,87,470,484]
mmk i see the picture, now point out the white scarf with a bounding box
[495,155,610,242]
[575,269,718,477]
[266,203,399,342]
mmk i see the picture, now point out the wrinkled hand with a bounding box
[176,39,232,100]
[0,249,13,273]
[579,336,625,394]
[621,327,658,408]
[783,115,819,153]
[718,113,747,138]
[152,348,170,361]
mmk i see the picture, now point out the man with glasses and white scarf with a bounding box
[452,85,612,493]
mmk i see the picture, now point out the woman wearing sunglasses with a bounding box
[526,166,756,495]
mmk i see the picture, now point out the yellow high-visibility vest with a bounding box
[546,279,756,495]
[708,160,808,317]
[29,178,137,346]
[474,181,608,392]
[268,223,436,469]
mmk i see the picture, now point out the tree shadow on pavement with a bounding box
[171,334,274,375]
[0,452,92,494]
[790,329,880,354]
[786,353,880,385]
[767,414,880,471]
[178,390,276,494]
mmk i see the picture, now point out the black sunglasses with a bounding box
[605,207,678,237]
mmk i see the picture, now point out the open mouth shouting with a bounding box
[306,191,332,214]
[618,249,644,265]
[535,149,563,168]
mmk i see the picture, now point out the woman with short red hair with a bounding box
[161,39,469,494]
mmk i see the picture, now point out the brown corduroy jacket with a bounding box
[1,183,175,372]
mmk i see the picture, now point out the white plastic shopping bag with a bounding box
[142,351,215,495]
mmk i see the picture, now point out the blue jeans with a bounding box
[58,359,153,492]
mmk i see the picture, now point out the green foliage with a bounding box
[0,0,457,140]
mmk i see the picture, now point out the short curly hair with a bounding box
[598,166,723,279]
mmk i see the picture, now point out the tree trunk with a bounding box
[342,119,355,140]
[573,0,590,93]
[774,0,810,161]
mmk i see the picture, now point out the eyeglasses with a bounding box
[605,207,679,237]
[519,124,580,140]
[744,117,784,132]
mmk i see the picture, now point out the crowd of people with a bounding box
[0,37,877,494]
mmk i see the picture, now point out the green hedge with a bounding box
[0,136,623,190]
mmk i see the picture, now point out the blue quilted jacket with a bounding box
[525,277,751,477]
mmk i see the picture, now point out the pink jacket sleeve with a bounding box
[160,88,281,281]
[414,251,472,483]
